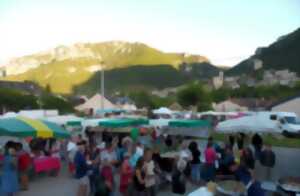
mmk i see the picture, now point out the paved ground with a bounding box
[17,146,300,196]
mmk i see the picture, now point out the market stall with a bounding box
[0,117,70,175]
[162,119,211,138]
[0,117,70,139]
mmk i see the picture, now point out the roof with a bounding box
[75,93,117,111]
[268,93,300,109]
[231,98,274,109]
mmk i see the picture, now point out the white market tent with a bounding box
[216,114,279,134]
[1,110,58,119]
[120,103,137,111]
[153,107,173,115]
[75,94,117,114]
[44,115,84,126]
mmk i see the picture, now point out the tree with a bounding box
[129,91,155,109]
[40,94,74,114]
[177,83,211,111]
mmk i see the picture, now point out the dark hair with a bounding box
[136,157,144,169]
[208,136,213,142]
[207,141,213,148]
[188,141,198,152]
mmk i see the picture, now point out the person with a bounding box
[100,139,118,195]
[100,159,113,195]
[144,148,156,196]
[120,152,133,196]
[16,143,31,191]
[219,147,235,175]
[259,144,275,181]
[202,141,217,182]
[188,141,201,184]
[242,147,255,170]
[100,140,118,167]
[172,158,187,195]
[237,133,245,150]
[252,133,263,160]
[129,144,142,168]
[228,134,235,149]
[74,142,89,196]
[1,145,19,196]
[88,145,100,195]
[94,172,111,196]
[67,139,77,175]
[133,157,146,196]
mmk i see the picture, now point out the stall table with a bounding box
[34,156,61,174]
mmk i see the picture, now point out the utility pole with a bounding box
[100,61,105,110]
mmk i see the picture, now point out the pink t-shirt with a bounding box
[205,147,216,164]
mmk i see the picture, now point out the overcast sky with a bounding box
[0,0,299,66]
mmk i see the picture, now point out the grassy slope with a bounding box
[3,42,210,94]
[227,28,300,76]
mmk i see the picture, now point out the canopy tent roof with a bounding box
[168,119,210,128]
[153,107,173,115]
[96,108,126,115]
[0,117,70,139]
[119,103,137,111]
[83,118,148,128]
[216,114,275,134]
[44,115,84,126]
[75,93,117,112]
[98,118,149,128]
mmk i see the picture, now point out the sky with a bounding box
[0,0,299,66]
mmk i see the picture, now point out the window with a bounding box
[284,116,298,124]
[270,115,277,120]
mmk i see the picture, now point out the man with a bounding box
[260,144,275,181]
[252,133,263,160]
[74,142,89,196]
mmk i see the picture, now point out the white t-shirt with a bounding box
[145,160,155,187]
[100,149,117,163]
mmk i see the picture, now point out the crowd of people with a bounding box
[66,131,277,196]
[0,130,277,196]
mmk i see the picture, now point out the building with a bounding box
[213,100,248,112]
[260,69,298,87]
[224,77,240,89]
[212,72,224,89]
[253,59,263,70]
[269,94,300,117]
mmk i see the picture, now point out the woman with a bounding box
[188,142,201,184]
[1,146,19,196]
[120,152,133,196]
[202,141,217,182]
[133,157,146,196]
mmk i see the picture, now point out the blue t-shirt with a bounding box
[74,151,88,179]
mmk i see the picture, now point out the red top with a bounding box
[120,159,133,184]
[205,147,217,165]
[101,166,113,185]
[18,152,32,172]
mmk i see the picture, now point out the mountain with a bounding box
[74,63,220,96]
[227,28,300,76]
[1,41,215,94]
